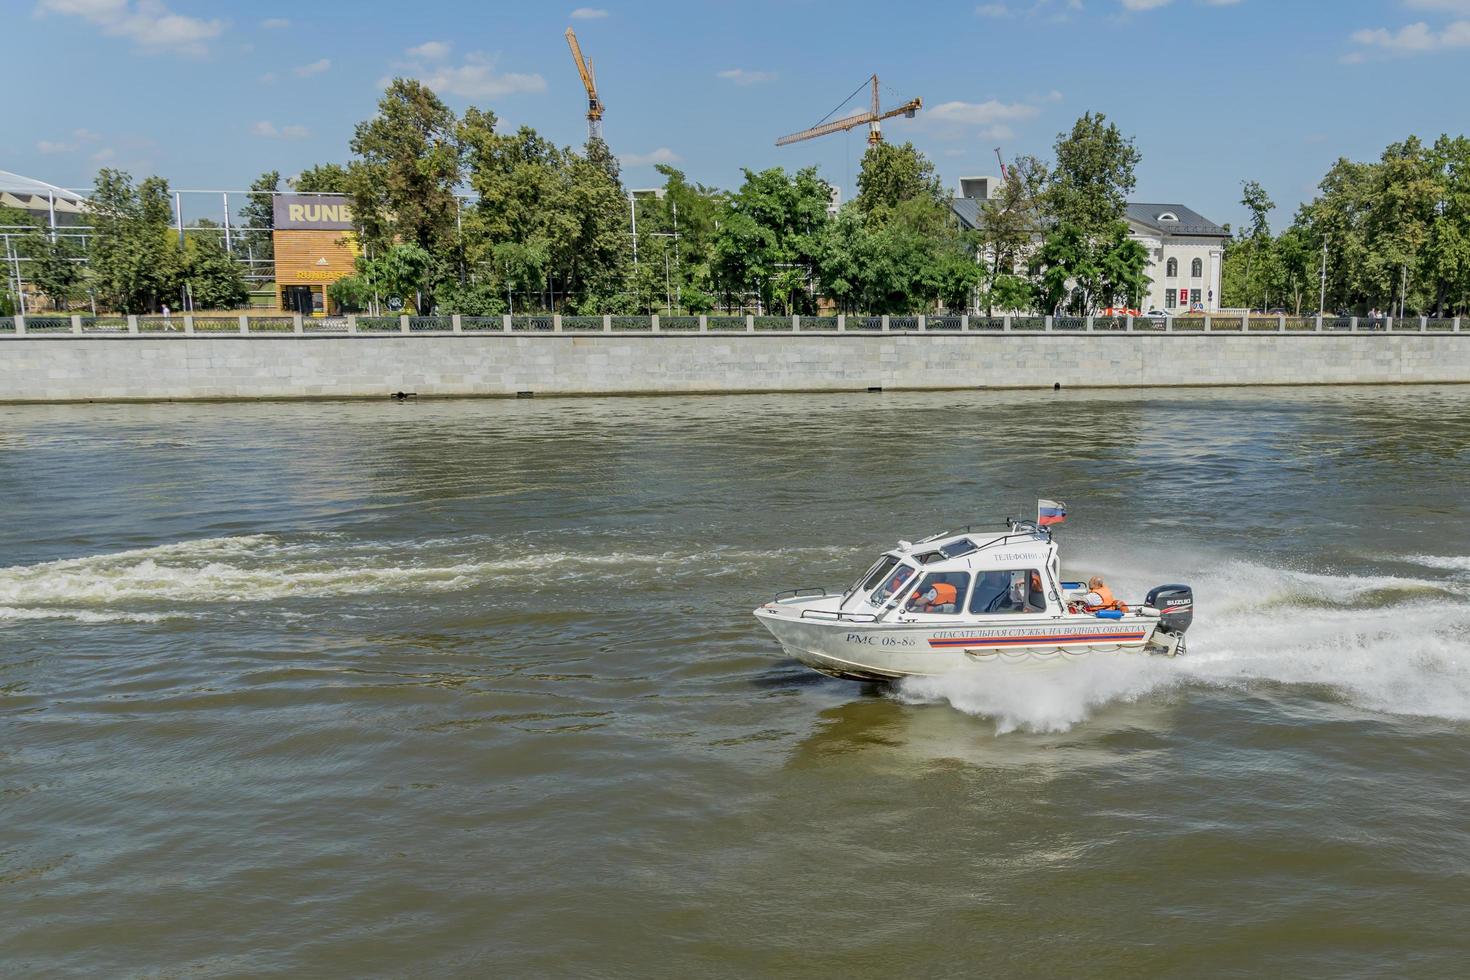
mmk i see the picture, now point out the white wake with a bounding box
[0,533,853,623]
[897,551,1470,733]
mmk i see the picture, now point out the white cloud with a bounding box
[927,99,1041,125]
[260,17,289,29]
[408,53,547,98]
[294,57,331,77]
[34,128,103,153]
[621,147,681,166]
[1350,19,1470,53]
[1121,0,1173,10]
[570,7,609,18]
[717,68,777,85]
[91,147,116,162]
[259,71,277,83]
[975,0,1083,21]
[252,120,310,139]
[35,0,224,57]
[406,40,451,61]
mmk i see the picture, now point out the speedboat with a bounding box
[753,519,1193,682]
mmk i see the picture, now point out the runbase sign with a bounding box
[272,194,354,230]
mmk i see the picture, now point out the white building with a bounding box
[1124,203,1228,313]
[950,177,1229,314]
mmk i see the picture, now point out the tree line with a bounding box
[1,78,1153,316]
[8,73,1466,318]
[1224,135,1470,316]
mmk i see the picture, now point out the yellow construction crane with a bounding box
[776,74,921,148]
[564,27,604,142]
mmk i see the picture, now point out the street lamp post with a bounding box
[1319,238,1327,314]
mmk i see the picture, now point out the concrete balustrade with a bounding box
[9,313,1463,338]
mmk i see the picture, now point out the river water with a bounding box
[3,387,1470,977]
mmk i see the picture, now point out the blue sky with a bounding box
[7,0,1470,231]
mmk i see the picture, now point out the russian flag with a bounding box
[1038,499,1067,526]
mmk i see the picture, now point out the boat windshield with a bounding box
[870,563,917,605]
[856,555,900,596]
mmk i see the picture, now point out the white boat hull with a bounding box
[754,599,1174,682]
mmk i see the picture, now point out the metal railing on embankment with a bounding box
[2,313,1464,338]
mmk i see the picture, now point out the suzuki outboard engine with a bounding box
[1146,584,1193,635]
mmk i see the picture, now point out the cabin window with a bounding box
[939,538,978,559]
[969,569,1048,615]
[859,556,899,595]
[904,572,971,615]
[870,564,916,605]
[916,551,945,565]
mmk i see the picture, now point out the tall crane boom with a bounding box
[776,74,921,148]
[564,27,604,142]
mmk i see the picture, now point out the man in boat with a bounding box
[911,579,959,613]
[1082,576,1128,613]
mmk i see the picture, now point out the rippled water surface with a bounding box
[4,388,1470,977]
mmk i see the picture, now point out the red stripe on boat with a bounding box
[928,632,1148,648]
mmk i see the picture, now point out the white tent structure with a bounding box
[0,170,89,227]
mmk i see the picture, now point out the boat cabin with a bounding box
[837,521,1065,622]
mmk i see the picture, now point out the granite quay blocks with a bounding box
[1,327,1468,402]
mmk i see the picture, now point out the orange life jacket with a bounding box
[931,582,958,606]
[1087,584,1128,613]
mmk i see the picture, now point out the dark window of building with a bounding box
[1165,289,1177,309]
[1166,258,1178,278]
[1190,289,1202,307]
[1191,258,1203,278]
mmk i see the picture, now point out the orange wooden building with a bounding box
[272,194,360,315]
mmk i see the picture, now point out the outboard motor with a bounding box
[1146,584,1193,635]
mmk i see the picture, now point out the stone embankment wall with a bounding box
[1,333,1467,402]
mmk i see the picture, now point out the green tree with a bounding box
[565,138,634,311]
[1046,112,1141,235]
[346,80,464,309]
[628,165,725,313]
[1032,113,1146,314]
[712,166,831,313]
[979,155,1047,313]
[1425,135,1470,314]
[1095,224,1150,310]
[855,141,945,221]
[21,231,84,310]
[291,163,349,193]
[456,109,628,312]
[242,170,278,262]
[336,242,433,314]
[87,169,180,313]
[1223,179,1277,310]
[181,231,248,310]
[1366,136,1437,315]
[1241,179,1274,239]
